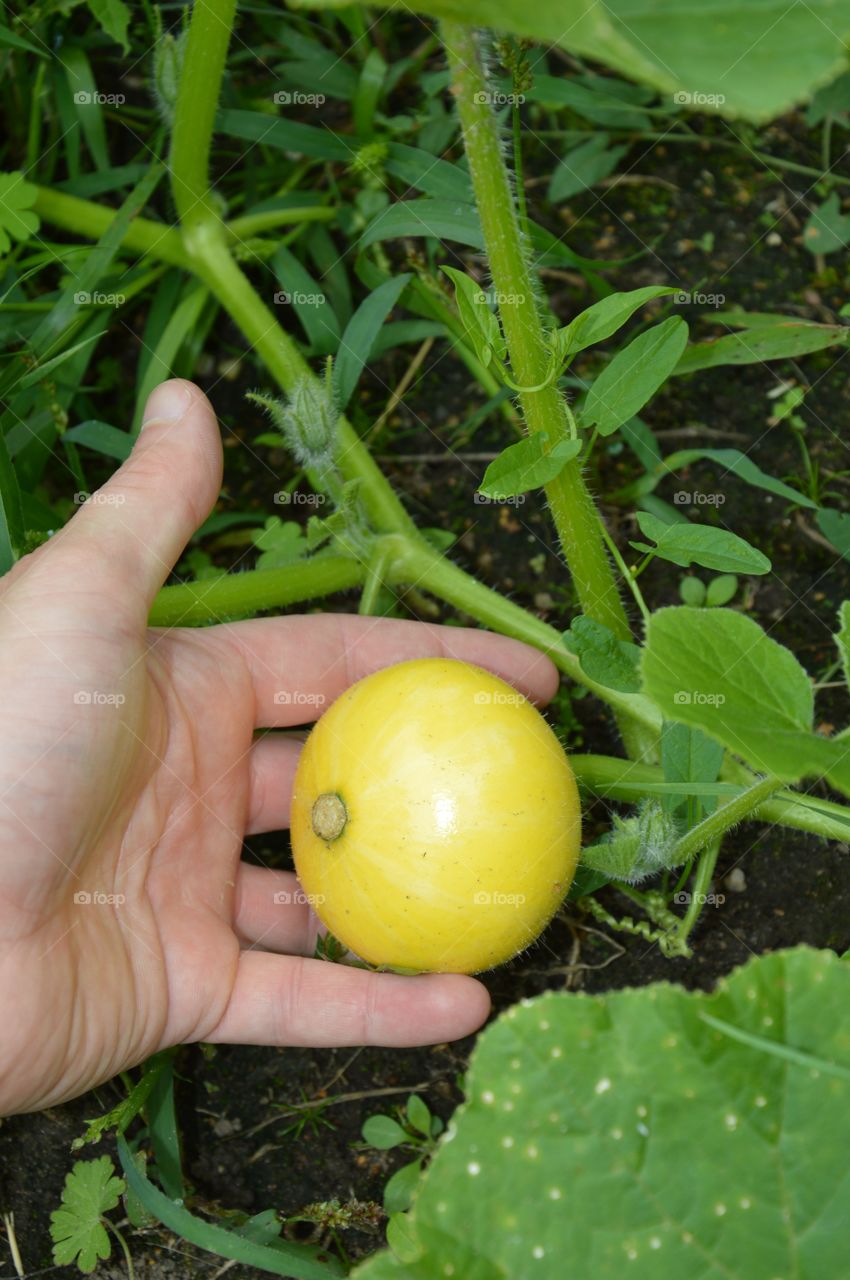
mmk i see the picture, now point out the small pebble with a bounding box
[725,868,747,893]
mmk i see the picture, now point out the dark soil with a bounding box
[3,52,850,1280]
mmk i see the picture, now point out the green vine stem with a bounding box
[675,839,721,949]
[168,0,237,229]
[149,556,365,628]
[441,22,630,645]
[671,774,783,865]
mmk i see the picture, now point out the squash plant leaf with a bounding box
[641,607,850,796]
[479,435,581,499]
[632,512,770,575]
[50,1156,125,1273]
[355,948,850,1279]
[582,317,688,437]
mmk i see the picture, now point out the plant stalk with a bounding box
[442,22,630,644]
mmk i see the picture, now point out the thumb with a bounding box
[50,380,223,619]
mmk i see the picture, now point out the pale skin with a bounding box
[0,379,558,1115]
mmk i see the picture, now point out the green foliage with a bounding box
[50,1156,125,1273]
[642,607,850,796]
[0,172,40,254]
[803,193,850,256]
[355,949,850,1279]
[582,318,689,437]
[548,134,628,201]
[632,512,771,575]
[562,616,641,692]
[479,434,581,499]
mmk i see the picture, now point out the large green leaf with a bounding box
[641,607,850,795]
[291,0,850,121]
[355,948,850,1279]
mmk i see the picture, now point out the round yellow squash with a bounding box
[290,657,581,973]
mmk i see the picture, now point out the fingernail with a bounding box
[141,380,194,428]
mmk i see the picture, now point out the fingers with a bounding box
[245,733,303,833]
[233,865,318,954]
[42,381,222,619]
[205,951,491,1047]
[220,614,559,728]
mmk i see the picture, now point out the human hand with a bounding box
[0,380,558,1114]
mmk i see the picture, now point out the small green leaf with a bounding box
[441,266,506,365]
[556,286,677,359]
[642,607,850,795]
[652,446,817,510]
[836,603,850,693]
[383,1159,424,1213]
[705,573,738,607]
[334,274,411,407]
[252,518,309,570]
[64,420,133,461]
[804,192,850,256]
[675,321,848,374]
[562,616,641,692]
[479,435,580,499]
[678,576,706,607]
[87,0,131,53]
[405,1094,432,1139]
[583,317,688,437]
[385,1211,422,1264]
[363,1114,408,1150]
[50,1156,125,1273]
[0,172,40,254]
[633,512,770,574]
[818,508,850,560]
[548,134,628,202]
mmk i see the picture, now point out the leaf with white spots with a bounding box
[354,947,850,1279]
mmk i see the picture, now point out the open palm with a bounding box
[0,381,557,1114]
